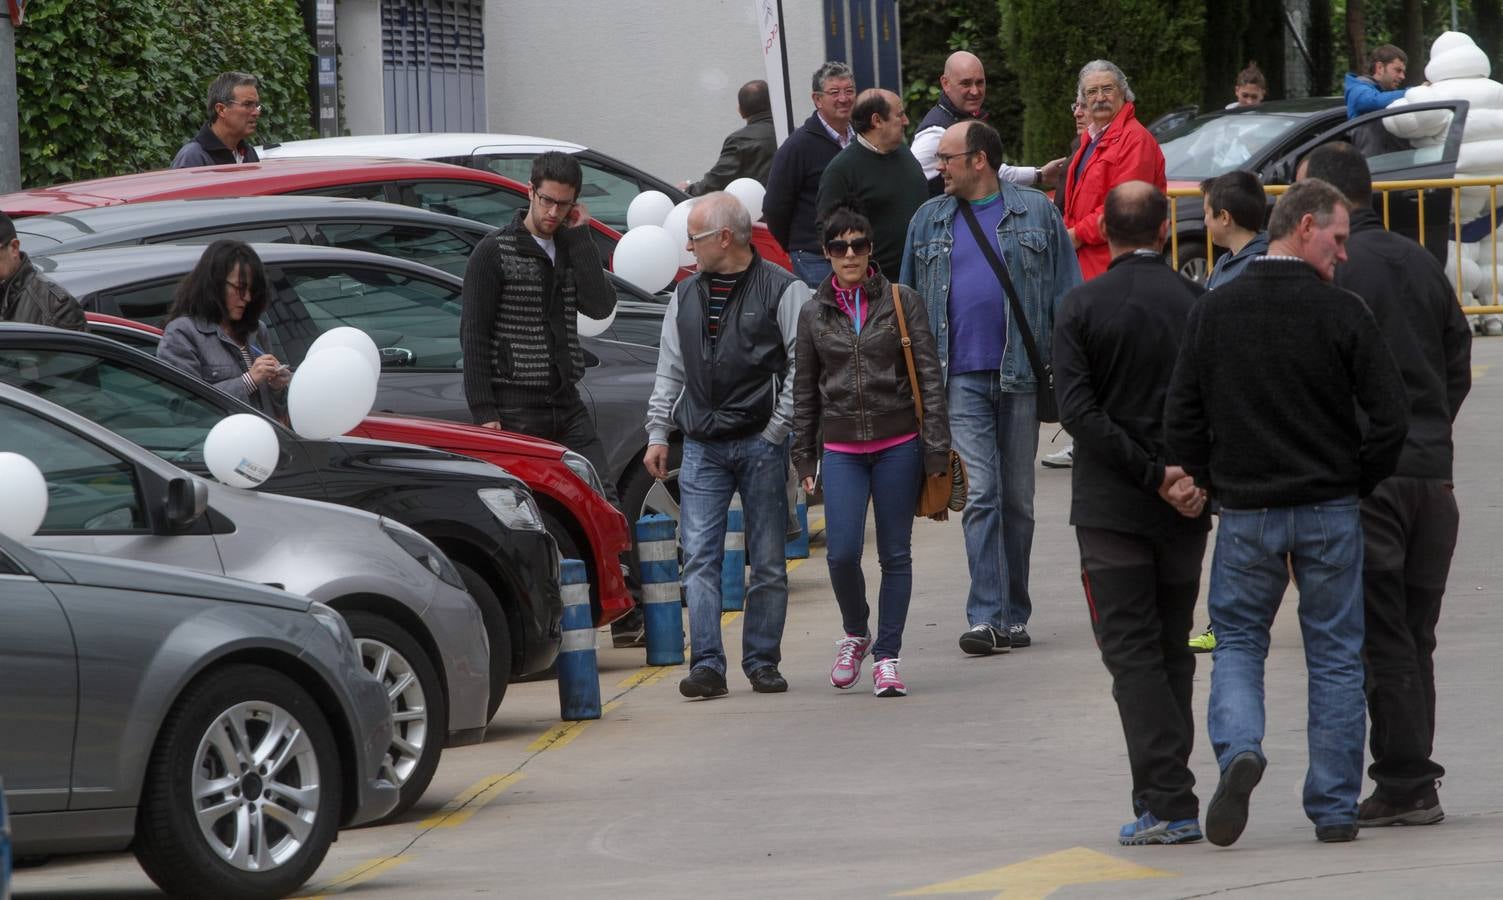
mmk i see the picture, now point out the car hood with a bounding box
[355,414,566,460]
[35,548,312,612]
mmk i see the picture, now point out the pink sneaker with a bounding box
[872,658,906,697]
[830,633,871,689]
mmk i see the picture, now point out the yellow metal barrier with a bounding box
[1167,176,1503,315]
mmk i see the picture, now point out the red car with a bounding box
[83,312,634,627]
[0,156,794,274]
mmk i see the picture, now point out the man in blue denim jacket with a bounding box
[899,120,1081,653]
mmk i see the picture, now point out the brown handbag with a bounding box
[890,284,967,520]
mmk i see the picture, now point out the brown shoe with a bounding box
[1357,787,1444,826]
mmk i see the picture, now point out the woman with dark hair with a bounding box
[156,239,291,415]
[792,205,949,697]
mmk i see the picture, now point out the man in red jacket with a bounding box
[1062,61,1167,280]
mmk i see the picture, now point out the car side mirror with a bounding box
[165,476,208,530]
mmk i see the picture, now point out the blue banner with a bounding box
[847,0,874,90]
[875,0,900,92]
[823,0,845,65]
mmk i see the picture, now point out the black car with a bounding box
[1159,97,1470,281]
[0,323,561,720]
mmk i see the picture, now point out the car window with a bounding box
[473,153,643,231]
[398,180,525,229]
[267,265,463,370]
[86,322,167,354]
[476,155,533,185]
[144,225,298,246]
[293,181,391,202]
[0,400,148,533]
[94,278,179,327]
[0,349,231,469]
[604,314,664,348]
[1160,114,1304,179]
[315,221,475,277]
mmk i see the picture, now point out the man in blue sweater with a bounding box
[1344,45,1408,118]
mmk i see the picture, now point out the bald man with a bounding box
[911,51,1066,196]
[815,88,929,277]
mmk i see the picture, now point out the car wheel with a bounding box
[456,561,512,722]
[1175,240,1211,284]
[133,664,341,900]
[343,611,446,821]
[620,443,681,578]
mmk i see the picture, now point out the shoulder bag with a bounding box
[890,284,967,519]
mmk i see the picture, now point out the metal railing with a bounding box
[1168,176,1503,314]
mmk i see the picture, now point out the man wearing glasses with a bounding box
[459,150,617,502]
[764,61,858,287]
[171,72,265,168]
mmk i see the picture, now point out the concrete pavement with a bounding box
[15,344,1503,899]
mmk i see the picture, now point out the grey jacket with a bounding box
[157,316,286,415]
[0,254,86,331]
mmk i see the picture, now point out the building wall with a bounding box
[483,0,827,185]
[337,0,386,135]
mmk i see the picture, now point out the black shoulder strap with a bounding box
[956,199,1048,383]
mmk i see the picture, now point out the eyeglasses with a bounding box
[222,100,265,112]
[225,279,252,295]
[534,191,578,211]
[934,150,976,166]
[1083,85,1118,100]
[825,237,872,256]
[821,86,856,99]
[687,227,723,243]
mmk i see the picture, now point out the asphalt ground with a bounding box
[14,341,1503,899]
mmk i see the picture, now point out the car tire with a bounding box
[620,443,681,580]
[1175,240,1212,285]
[456,561,512,722]
[343,611,446,821]
[133,664,341,900]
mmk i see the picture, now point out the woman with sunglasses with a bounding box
[792,205,950,697]
[158,239,291,417]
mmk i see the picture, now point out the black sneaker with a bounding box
[1315,823,1359,843]
[1205,751,1265,847]
[1357,787,1444,826]
[958,624,1010,655]
[1006,624,1032,648]
[748,666,788,693]
[679,666,728,699]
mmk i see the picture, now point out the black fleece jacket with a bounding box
[1334,208,1471,480]
[1165,258,1408,509]
[764,112,846,254]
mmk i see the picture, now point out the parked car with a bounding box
[31,242,679,561]
[0,322,561,722]
[0,530,397,898]
[260,132,795,270]
[0,381,487,818]
[1157,97,1470,281]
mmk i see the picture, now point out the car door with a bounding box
[0,544,78,814]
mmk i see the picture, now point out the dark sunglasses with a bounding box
[826,237,872,256]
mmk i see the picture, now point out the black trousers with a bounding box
[1361,476,1458,798]
[1077,525,1207,821]
[495,390,619,507]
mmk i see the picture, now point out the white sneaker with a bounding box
[1041,444,1073,468]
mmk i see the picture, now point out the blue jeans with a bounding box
[678,433,791,676]
[790,249,833,289]
[947,371,1038,629]
[821,438,923,660]
[1207,499,1366,827]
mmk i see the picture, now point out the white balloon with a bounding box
[726,177,766,222]
[0,452,47,540]
[626,190,674,230]
[288,346,379,440]
[662,198,698,266]
[577,305,618,338]
[307,326,381,377]
[203,414,280,489]
[611,225,680,294]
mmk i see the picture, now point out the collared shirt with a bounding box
[856,133,883,154]
[817,113,855,148]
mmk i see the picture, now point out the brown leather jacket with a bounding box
[792,267,950,480]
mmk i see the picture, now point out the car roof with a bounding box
[0,157,526,217]
[14,196,491,250]
[262,132,586,160]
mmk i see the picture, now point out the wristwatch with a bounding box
[1034,167,1043,185]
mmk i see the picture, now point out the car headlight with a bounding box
[477,486,545,532]
[309,601,355,648]
[561,450,607,498]
[381,521,467,590]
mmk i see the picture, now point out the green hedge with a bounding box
[15,0,315,188]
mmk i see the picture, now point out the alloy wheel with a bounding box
[356,637,430,788]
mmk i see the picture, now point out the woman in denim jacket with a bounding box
[157,240,291,416]
[792,206,950,697]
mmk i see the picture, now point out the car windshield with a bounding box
[1159,114,1304,179]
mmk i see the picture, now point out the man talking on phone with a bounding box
[460,150,618,502]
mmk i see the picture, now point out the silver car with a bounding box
[0,381,489,820]
[0,531,397,899]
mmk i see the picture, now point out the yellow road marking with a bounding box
[525,699,622,753]
[721,610,742,625]
[1474,363,1493,379]
[419,772,526,829]
[297,854,410,898]
[897,847,1175,899]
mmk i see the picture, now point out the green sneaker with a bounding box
[1188,627,1216,653]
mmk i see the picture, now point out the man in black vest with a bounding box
[644,193,810,699]
[1300,142,1471,829]
[1054,181,1209,846]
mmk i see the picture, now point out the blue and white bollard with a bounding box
[556,558,601,721]
[636,515,684,666]
[785,496,810,559]
[721,494,746,611]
